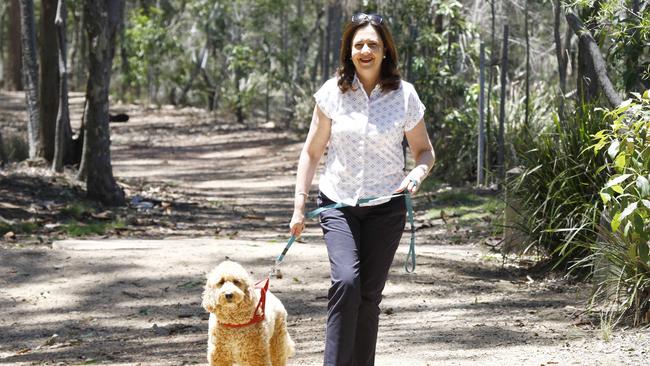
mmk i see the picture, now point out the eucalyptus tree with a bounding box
[81,0,125,206]
[19,0,42,159]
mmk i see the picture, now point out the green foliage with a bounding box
[123,7,183,103]
[61,202,94,220]
[62,219,126,237]
[0,221,38,236]
[388,0,479,183]
[586,92,650,325]
[509,106,608,267]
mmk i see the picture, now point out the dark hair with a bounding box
[337,16,401,93]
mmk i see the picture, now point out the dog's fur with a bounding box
[202,261,295,366]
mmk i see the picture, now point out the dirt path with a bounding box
[1,97,648,365]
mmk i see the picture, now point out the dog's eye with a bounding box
[232,280,241,286]
[216,279,225,287]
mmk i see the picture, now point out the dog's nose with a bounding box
[224,293,233,301]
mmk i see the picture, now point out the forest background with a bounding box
[0,0,648,350]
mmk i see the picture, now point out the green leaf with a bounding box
[643,89,649,100]
[636,176,650,196]
[620,201,638,221]
[611,211,622,232]
[605,174,633,188]
[600,192,612,204]
[607,139,620,159]
[614,153,626,170]
[612,185,624,194]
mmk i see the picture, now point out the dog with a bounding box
[202,260,295,366]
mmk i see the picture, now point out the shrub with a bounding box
[586,92,650,325]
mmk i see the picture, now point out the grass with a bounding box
[425,189,504,224]
[61,219,126,236]
[60,202,95,220]
[0,221,39,236]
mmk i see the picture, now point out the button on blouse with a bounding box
[314,75,426,206]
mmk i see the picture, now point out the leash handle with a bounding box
[404,193,416,273]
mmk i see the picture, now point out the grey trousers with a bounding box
[318,192,406,366]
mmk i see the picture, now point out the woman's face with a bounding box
[350,24,384,80]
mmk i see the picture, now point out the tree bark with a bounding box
[40,0,59,161]
[20,0,42,159]
[52,0,69,172]
[82,0,125,206]
[553,0,568,118]
[524,0,530,129]
[498,24,508,184]
[6,0,23,91]
[566,11,623,107]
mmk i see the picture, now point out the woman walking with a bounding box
[289,13,435,366]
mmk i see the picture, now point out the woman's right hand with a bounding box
[289,209,305,237]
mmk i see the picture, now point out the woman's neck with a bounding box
[357,73,379,96]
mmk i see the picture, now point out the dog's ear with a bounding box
[202,285,218,313]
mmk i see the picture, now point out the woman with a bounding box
[289,13,435,366]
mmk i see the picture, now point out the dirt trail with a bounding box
[0,97,648,365]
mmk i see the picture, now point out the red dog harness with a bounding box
[220,278,269,328]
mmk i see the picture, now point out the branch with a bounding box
[565,10,623,107]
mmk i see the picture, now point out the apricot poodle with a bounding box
[202,260,295,366]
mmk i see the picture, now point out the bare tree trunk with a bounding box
[6,0,23,91]
[40,0,59,162]
[566,11,622,107]
[0,129,5,166]
[498,24,508,184]
[553,0,568,118]
[485,0,496,177]
[524,0,530,129]
[478,42,486,187]
[52,0,68,172]
[20,0,42,159]
[322,3,332,82]
[329,1,342,74]
[82,0,125,206]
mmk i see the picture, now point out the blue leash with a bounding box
[275,192,417,273]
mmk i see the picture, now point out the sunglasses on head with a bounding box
[351,13,383,25]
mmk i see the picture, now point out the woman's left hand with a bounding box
[396,166,427,195]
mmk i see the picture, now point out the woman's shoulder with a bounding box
[399,79,417,93]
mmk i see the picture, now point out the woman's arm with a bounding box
[289,105,332,237]
[397,118,435,194]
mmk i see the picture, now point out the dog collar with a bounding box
[219,278,269,328]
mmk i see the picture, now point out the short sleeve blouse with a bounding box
[313,75,426,206]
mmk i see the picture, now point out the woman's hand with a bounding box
[289,209,305,237]
[396,166,428,194]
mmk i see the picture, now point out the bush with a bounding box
[509,105,608,268]
[586,92,650,325]
[1,133,29,162]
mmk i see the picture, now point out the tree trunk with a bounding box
[329,1,342,75]
[524,0,530,129]
[20,0,42,159]
[52,0,69,173]
[82,0,125,206]
[0,129,5,166]
[553,0,568,118]
[40,0,59,162]
[6,0,23,91]
[485,0,496,177]
[322,3,331,82]
[498,24,508,184]
[566,11,623,107]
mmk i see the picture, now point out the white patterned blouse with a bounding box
[314,75,426,206]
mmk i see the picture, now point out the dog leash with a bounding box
[272,191,417,275]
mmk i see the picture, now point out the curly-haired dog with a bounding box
[202,261,295,366]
